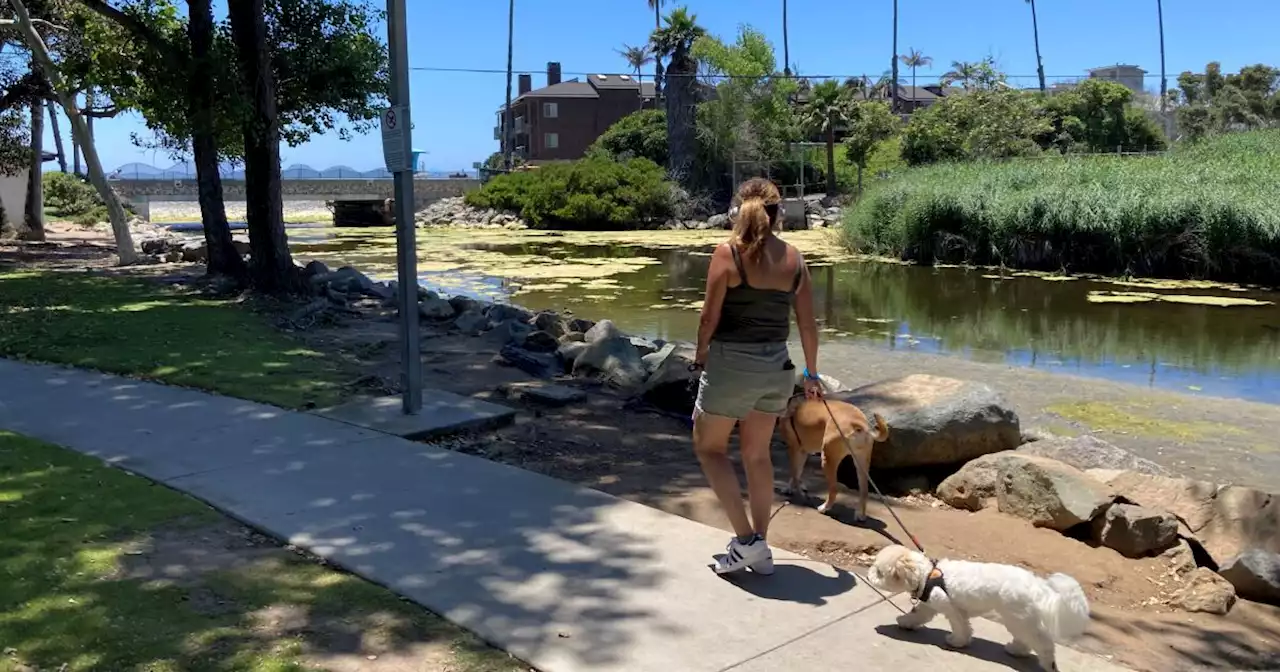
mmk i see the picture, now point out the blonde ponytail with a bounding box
[732,197,773,263]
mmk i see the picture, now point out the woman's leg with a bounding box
[692,411,753,539]
[738,410,779,539]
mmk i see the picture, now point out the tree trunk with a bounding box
[228,0,299,294]
[1030,0,1046,93]
[653,2,663,101]
[46,99,66,172]
[890,0,899,112]
[7,0,136,263]
[825,122,836,196]
[189,0,247,281]
[856,164,864,199]
[665,47,697,188]
[23,95,46,241]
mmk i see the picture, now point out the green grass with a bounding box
[841,130,1280,284]
[0,431,527,672]
[1046,399,1249,441]
[0,270,349,409]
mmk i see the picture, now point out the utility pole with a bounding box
[502,0,514,170]
[384,0,421,414]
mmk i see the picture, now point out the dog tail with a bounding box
[1041,573,1091,642]
[870,413,890,442]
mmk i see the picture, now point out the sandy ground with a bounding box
[144,200,333,223]
[6,225,1280,672]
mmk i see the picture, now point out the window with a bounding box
[544,132,559,150]
[543,102,558,118]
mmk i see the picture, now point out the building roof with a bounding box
[507,75,657,107]
[1088,64,1147,74]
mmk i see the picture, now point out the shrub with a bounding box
[464,156,675,229]
[73,208,105,229]
[841,129,1280,284]
[589,109,669,166]
[43,172,102,217]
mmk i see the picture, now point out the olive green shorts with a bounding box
[694,341,795,419]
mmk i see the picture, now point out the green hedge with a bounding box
[465,156,674,229]
[842,130,1280,284]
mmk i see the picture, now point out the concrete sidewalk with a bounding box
[0,359,1130,672]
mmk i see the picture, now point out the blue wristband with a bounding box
[803,367,819,380]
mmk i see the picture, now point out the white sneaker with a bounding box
[715,535,774,575]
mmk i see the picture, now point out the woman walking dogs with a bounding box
[692,178,823,575]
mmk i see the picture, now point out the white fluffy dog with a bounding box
[865,545,1091,672]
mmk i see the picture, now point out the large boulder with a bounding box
[454,309,490,335]
[1174,568,1237,615]
[1091,471,1280,567]
[486,303,533,327]
[1217,550,1280,605]
[519,330,559,354]
[638,342,699,415]
[1091,503,1180,558]
[996,455,1114,531]
[419,297,456,320]
[556,340,589,368]
[1017,435,1170,476]
[834,375,1021,469]
[585,319,622,343]
[529,311,567,338]
[494,343,557,377]
[935,451,1023,511]
[573,336,647,388]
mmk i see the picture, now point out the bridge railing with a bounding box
[106,166,477,181]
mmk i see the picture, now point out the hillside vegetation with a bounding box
[841,130,1280,284]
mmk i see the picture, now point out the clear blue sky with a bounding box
[55,0,1279,173]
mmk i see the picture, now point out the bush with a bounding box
[841,130,1280,284]
[464,156,675,229]
[43,172,103,217]
[589,109,669,166]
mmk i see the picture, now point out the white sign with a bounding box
[381,105,413,172]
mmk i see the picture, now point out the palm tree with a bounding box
[941,60,979,90]
[799,80,850,196]
[1025,0,1046,93]
[782,0,790,77]
[647,0,665,100]
[503,0,515,169]
[890,0,900,111]
[1157,0,1167,115]
[651,6,705,186]
[618,43,654,109]
[899,48,932,107]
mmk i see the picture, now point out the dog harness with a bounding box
[915,563,948,603]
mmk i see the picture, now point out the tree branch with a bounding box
[74,0,173,56]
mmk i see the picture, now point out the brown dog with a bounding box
[780,396,889,521]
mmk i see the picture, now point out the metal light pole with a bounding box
[385,0,422,414]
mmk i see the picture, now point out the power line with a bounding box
[408,65,1184,81]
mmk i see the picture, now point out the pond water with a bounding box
[288,228,1280,404]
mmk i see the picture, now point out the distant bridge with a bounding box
[110,177,482,221]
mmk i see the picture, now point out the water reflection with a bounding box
[291,234,1280,403]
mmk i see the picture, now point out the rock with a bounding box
[1173,568,1237,615]
[707,213,730,229]
[935,451,1019,511]
[520,330,559,354]
[1092,503,1180,558]
[585,319,622,343]
[641,343,675,374]
[163,250,184,263]
[629,336,659,356]
[638,342,699,415]
[493,343,558,377]
[180,241,207,262]
[1094,471,1280,567]
[503,319,533,344]
[566,318,594,333]
[454,309,489,335]
[486,303,532,326]
[1218,550,1280,605]
[418,297,456,320]
[141,238,170,255]
[498,381,586,407]
[529,311,566,337]
[1017,435,1170,476]
[559,331,586,344]
[996,455,1114,531]
[1162,539,1199,576]
[834,375,1021,470]
[556,341,590,370]
[448,295,485,315]
[573,336,647,389]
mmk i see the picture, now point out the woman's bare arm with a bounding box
[792,251,819,377]
[696,244,733,365]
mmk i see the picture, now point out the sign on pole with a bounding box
[381,104,413,172]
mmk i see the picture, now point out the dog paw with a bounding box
[945,634,972,649]
[895,615,921,630]
[1004,641,1033,658]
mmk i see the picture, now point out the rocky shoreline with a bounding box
[413,196,847,231]
[297,259,1280,615]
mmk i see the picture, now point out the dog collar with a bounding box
[915,563,947,603]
